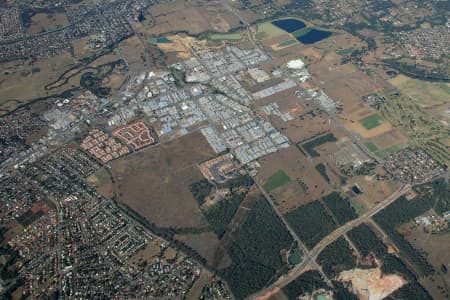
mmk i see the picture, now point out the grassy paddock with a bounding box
[360,113,383,130]
[208,32,242,41]
[263,170,291,192]
[256,22,286,39]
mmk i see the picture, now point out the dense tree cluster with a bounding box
[382,59,450,82]
[220,196,293,299]
[301,133,337,157]
[413,179,450,214]
[282,270,328,300]
[203,192,245,238]
[332,281,359,300]
[380,254,416,281]
[347,224,387,258]
[285,200,337,249]
[322,192,358,225]
[317,237,357,278]
[373,190,443,276]
[315,163,330,183]
[189,179,214,206]
[386,282,433,300]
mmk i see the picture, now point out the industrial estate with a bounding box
[0,0,449,299]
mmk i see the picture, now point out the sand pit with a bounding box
[338,268,407,300]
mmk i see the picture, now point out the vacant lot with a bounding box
[263,170,291,192]
[26,12,69,35]
[112,132,214,229]
[269,106,332,144]
[360,113,383,130]
[129,239,162,264]
[87,167,114,199]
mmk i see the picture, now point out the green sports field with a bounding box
[360,114,383,130]
[263,170,291,192]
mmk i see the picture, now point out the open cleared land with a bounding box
[343,174,399,211]
[0,53,77,113]
[87,167,114,199]
[112,132,214,229]
[26,12,69,35]
[389,75,450,108]
[257,147,332,213]
[141,1,242,35]
[118,36,147,72]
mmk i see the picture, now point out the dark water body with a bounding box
[297,29,332,44]
[272,18,306,33]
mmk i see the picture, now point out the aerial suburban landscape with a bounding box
[0,0,449,299]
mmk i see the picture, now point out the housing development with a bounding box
[0,0,449,300]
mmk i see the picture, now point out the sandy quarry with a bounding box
[338,268,407,300]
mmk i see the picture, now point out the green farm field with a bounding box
[278,39,297,47]
[256,22,285,39]
[263,170,291,192]
[292,27,311,38]
[208,32,242,41]
[365,142,379,152]
[360,113,383,130]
